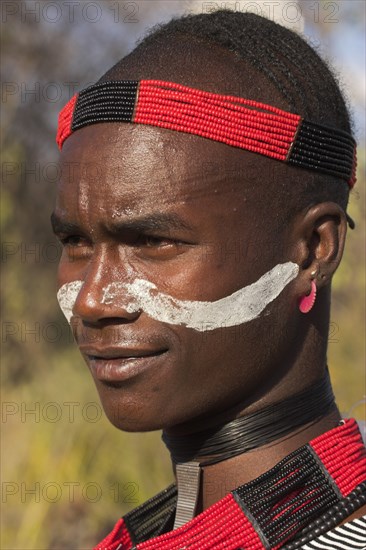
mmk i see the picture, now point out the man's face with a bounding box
[53,123,296,434]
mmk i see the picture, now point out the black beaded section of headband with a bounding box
[72,80,138,129]
[287,120,356,181]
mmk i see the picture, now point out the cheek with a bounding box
[175,314,277,387]
[154,324,261,425]
[57,252,76,287]
[102,262,299,331]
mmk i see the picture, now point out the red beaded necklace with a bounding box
[94,419,366,550]
[56,80,357,188]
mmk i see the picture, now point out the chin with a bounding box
[108,413,166,433]
[95,388,170,432]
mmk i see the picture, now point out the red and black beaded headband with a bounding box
[56,79,357,188]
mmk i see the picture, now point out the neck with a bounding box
[164,371,335,465]
[194,407,341,513]
[166,371,340,527]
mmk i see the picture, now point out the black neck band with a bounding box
[162,371,335,466]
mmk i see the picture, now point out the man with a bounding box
[53,10,366,549]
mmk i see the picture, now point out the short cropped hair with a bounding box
[101,10,354,214]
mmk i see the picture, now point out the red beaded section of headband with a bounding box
[134,80,300,162]
[56,93,78,149]
[56,79,357,188]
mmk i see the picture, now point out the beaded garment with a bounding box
[94,419,366,550]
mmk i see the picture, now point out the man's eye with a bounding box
[60,235,85,247]
[58,235,92,261]
[139,235,174,247]
[135,234,187,259]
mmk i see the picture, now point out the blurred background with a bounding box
[1,1,365,548]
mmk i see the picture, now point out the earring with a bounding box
[299,272,317,314]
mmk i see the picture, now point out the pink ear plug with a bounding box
[299,279,317,313]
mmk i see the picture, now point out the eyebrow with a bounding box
[50,211,194,236]
[50,212,81,235]
[110,212,194,234]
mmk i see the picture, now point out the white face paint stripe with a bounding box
[57,262,299,331]
[57,280,83,323]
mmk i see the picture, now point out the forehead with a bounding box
[56,123,270,216]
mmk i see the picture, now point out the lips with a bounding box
[79,345,169,383]
[79,345,167,359]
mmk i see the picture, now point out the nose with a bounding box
[72,252,141,325]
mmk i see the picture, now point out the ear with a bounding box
[291,202,347,292]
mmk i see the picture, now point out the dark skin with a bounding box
[53,123,366,521]
[54,122,339,433]
[53,40,365,521]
